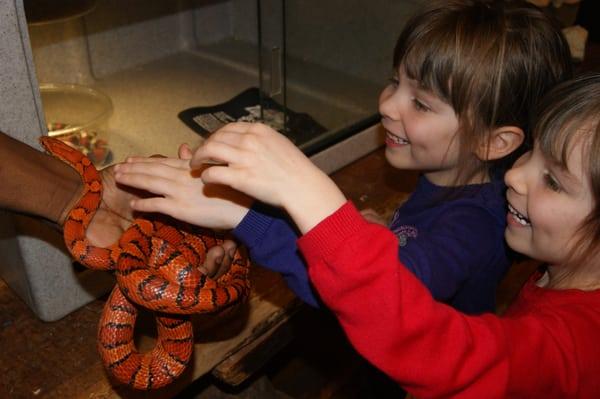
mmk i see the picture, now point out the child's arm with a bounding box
[233,203,320,307]
[299,202,591,398]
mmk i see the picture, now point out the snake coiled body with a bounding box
[41,137,251,390]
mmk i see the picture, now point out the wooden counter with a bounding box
[0,148,417,399]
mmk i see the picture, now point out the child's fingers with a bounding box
[204,239,237,279]
[221,239,238,255]
[215,122,254,134]
[115,161,188,182]
[210,128,261,146]
[130,197,176,216]
[214,250,232,279]
[203,126,265,150]
[360,208,378,218]
[115,171,179,197]
[201,246,225,277]
[124,156,189,169]
[178,143,193,160]
[360,208,387,225]
[190,140,244,169]
[199,165,239,188]
[218,239,238,275]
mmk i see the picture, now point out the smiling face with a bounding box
[379,67,463,186]
[504,137,594,266]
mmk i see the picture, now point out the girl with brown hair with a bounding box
[115,0,573,314]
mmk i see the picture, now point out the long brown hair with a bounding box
[393,0,573,185]
[535,74,600,268]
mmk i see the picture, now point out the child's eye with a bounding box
[543,172,561,192]
[412,98,430,112]
[388,77,399,87]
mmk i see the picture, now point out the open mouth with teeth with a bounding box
[385,131,410,146]
[508,204,531,226]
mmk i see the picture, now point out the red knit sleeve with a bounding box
[298,202,591,398]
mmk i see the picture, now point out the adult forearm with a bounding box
[0,132,82,225]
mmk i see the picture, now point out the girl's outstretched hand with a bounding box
[360,208,388,226]
[191,122,346,233]
[113,154,253,230]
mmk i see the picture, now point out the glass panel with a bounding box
[24,0,426,163]
[273,0,424,154]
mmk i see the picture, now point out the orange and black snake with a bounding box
[41,136,251,390]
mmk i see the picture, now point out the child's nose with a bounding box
[504,152,530,194]
[379,89,402,121]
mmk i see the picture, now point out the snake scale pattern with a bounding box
[41,136,251,390]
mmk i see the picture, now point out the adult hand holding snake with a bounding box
[0,131,231,278]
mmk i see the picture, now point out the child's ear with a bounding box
[476,126,524,161]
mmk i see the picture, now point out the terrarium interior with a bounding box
[26,0,424,164]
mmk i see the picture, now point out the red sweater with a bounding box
[298,202,600,399]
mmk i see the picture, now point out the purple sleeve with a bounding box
[234,203,503,312]
[232,203,320,307]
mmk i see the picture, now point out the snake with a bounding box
[40,136,251,390]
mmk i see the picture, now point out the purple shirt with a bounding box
[234,175,510,314]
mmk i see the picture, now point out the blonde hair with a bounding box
[394,0,572,184]
[536,74,600,267]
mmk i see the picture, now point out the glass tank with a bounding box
[24,0,424,163]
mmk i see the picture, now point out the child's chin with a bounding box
[504,231,530,256]
[384,151,414,169]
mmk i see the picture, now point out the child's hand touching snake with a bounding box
[96,153,237,278]
[191,122,347,233]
